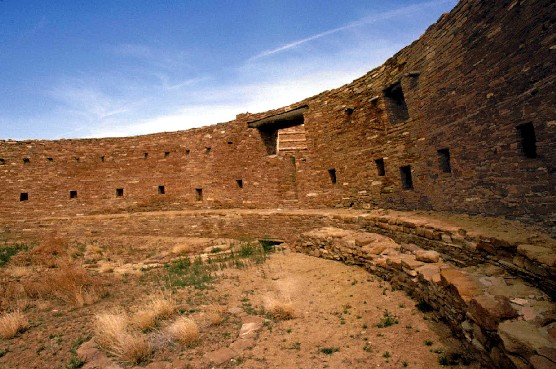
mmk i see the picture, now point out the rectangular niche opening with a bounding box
[437,148,452,173]
[47,157,53,163]
[116,188,124,197]
[516,122,537,158]
[205,147,211,154]
[164,151,170,158]
[375,158,386,176]
[383,81,409,124]
[236,179,243,189]
[400,165,414,190]
[248,106,308,156]
[195,188,203,201]
[100,156,105,162]
[23,158,30,164]
[20,192,28,201]
[328,169,337,184]
[0,158,5,165]
[144,152,149,159]
[158,185,165,194]
[227,141,233,145]
[185,149,190,155]
[69,190,78,199]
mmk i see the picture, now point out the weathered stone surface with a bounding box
[530,355,556,369]
[205,347,236,366]
[238,321,262,339]
[415,250,440,263]
[517,245,556,267]
[468,295,518,330]
[499,320,551,357]
[229,338,256,352]
[440,268,481,303]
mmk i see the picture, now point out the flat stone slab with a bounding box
[205,347,236,366]
[440,268,481,303]
[468,295,517,330]
[415,249,440,263]
[499,320,551,357]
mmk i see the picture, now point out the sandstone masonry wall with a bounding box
[0,0,554,231]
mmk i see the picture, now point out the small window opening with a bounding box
[375,158,386,176]
[383,81,409,124]
[236,179,243,189]
[205,147,211,154]
[437,148,452,173]
[328,169,337,184]
[185,149,190,155]
[23,158,30,164]
[164,151,170,158]
[227,141,233,145]
[158,185,165,194]
[0,158,5,165]
[144,152,149,159]
[516,123,537,158]
[75,157,80,162]
[69,190,78,199]
[20,192,28,201]
[400,165,414,190]
[100,156,105,162]
[195,188,203,201]
[116,188,124,197]
[47,157,53,163]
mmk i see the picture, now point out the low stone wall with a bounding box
[293,227,555,369]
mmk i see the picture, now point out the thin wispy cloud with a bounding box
[250,0,454,61]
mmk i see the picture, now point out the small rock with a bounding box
[205,347,236,366]
[499,320,551,357]
[227,307,244,315]
[468,295,518,331]
[415,250,440,263]
[239,322,262,339]
[511,298,529,306]
[229,338,255,352]
[530,355,556,369]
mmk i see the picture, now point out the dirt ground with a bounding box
[0,237,478,369]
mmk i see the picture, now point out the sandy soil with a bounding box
[0,239,478,369]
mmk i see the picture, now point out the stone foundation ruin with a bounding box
[0,0,554,368]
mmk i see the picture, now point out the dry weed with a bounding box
[171,244,190,255]
[166,316,199,346]
[5,265,33,278]
[204,304,224,326]
[265,297,295,320]
[93,312,151,364]
[41,264,106,306]
[0,311,29,338]
[131,296,176,331]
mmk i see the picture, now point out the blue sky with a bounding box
[0,0,457,140]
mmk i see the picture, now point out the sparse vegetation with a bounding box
[320,347,340,355]
[0,311,29,338]
[0,244,28,267]
[438,352,471,366]
[424,339,433,346]
[376,309,398,328]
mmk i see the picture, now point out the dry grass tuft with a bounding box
[131,296,176,331]
[166,316,199,346]
[265,297,295,320]
[93,312,151,364]
[171,244,191,255]
[0,311,29,338]
[41,264,106,306]
[204,304,224,326]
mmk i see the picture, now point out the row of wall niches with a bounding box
[0,144,240,166]
[16,180,246,203]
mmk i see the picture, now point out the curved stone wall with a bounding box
[0,0,554,232]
